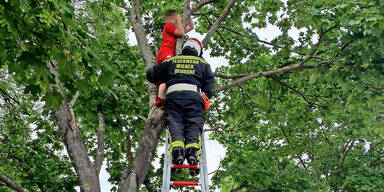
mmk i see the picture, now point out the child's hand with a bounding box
[176,14,182,21]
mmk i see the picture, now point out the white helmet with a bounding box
[182,38,203,57]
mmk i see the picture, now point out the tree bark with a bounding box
[54,104,100,192]
[128,0,156,68]
[0,172,28,192]
[118,1,167,191]
[117,108,165,192]
[46,58,101,192]
[94,104,105,175]
[175,0,191,55]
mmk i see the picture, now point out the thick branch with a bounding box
[202,0,237,46]
[202,13,227,46]
[175,0,191,55]
[125,0,156,68]
[54,105,100,191]
[124,0,157,106]
[117,108,165,192]
[214,73,248,79]
[216,64,314,92]
[95,104,105,175]
[0,172,28,192]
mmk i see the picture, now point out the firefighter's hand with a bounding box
[201,93,211,111]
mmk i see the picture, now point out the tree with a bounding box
[1,0,383,191]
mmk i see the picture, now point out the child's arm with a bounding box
[185,16,194,33]
[173,14,185,37]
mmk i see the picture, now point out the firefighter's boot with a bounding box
[186,148,200,176]
[171,147,185,174]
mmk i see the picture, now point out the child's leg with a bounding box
[156,83,166,107]
[155,51,173,107]
[158,83,166,99]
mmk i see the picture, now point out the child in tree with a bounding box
[155,9,194,107]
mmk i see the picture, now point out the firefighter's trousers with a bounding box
[163,91,204,161]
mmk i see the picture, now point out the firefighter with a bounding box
[146,38,215,176]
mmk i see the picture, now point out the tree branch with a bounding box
[340,140,355,166]
[315,120,332,146]
[175,0,191,55]
[124,0,156,68]
[69,91,79,108]
[278,123,308,171]
[271,77,328,109]
[117,108,165,192]
[123,0,158,106]
[190,0,218,16]
[0,88,20,105]
[94,104,106,175]
[0,172,28,192]
[231,185,247,192]
[125,127,134,163]
[220,26,328,61]
[298,25,337,66]
[46,59,68,102]
[201,13,227,46]
[216,63,315,92]
[201,0,237,46]
[143,177,157,192]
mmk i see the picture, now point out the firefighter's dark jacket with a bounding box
[146,55,215,99]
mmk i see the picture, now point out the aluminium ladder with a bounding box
[161,129,210,192]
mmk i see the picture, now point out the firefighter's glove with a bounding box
[201,93,211,111]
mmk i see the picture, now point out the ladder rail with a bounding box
[161,129,210,192]
[161,130,171,192]
[200,131,210,192]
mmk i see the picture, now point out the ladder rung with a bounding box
[172,164,199,169]
[171,181,199,186]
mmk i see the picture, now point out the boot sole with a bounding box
[189,168,200,177]
[176,158,184,165]
[187,157,197,165]
[171,168,182,174]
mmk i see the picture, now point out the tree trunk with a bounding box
[117,106,164,192]
[54,105,100,192]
